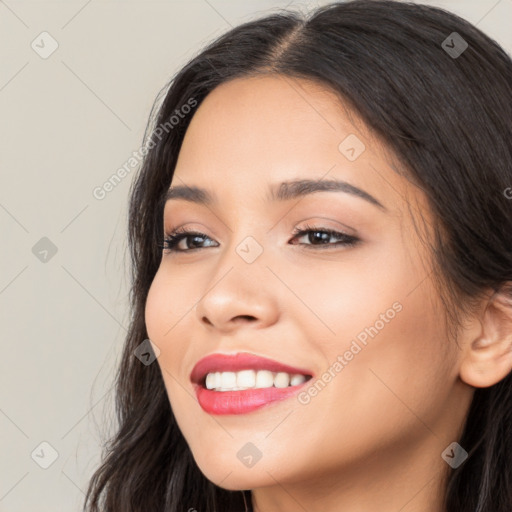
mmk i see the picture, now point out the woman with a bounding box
[84,1,512,510]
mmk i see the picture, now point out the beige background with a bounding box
[0,1,510,510]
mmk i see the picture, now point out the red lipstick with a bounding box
[190,352,313,415]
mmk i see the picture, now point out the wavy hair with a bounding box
[84,1,512,510]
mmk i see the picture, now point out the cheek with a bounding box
[319,280,453,450]
[144,273,166,341]
[144,271,187,390]
[287,236,416,356]
[144,267,201,399]
[295,240,454,437]
[145,266,198,340]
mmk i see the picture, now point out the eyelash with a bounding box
[159,223,360,253]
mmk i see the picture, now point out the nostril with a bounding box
[234,315,256,322]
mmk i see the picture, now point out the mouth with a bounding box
[190,352,314,415]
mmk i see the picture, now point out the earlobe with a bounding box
[459,284,512,388]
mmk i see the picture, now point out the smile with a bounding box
[190,352,313,415]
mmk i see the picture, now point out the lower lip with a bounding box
[194,382,308,415]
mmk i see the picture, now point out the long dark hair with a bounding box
[83,1,512,510]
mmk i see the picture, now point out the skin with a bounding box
[145,74,512,512]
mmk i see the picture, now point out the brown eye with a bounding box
[159,228,218,253]
[290,224,360,249]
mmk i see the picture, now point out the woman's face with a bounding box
[145,75,473,501]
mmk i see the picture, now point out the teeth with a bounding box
[221,371,236,388]
[255,370,273,388]
[205,373,216,390]
[274,372,290,388]
[204,370,308,391]
[237,369,256,388]
[290,374,307,386]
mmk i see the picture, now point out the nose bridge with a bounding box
[215,230,269,293]
[219,203,276,270]
[195,224,280,328]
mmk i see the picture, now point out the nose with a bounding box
[195,260,280,334]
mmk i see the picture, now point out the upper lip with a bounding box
[190,352,314,385]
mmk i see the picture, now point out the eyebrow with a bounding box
[165,178,386,211]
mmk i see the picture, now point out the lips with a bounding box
[189,352,314,415]
[190,352,313,386]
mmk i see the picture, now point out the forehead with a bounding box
[171,74,413,214]
[178,74,364,166]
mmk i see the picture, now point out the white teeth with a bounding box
[221,371,236,388]
[274,372,290,388]
[205,373,215,390]
[237,369,256,388]
[255,370,274,388]
[204,370,308,391]
[290,374,306,386]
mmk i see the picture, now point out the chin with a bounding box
[193,455,275,490]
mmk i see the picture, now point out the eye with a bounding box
[159,226,218,253]
[289,223,359,249]
[159,223,360,254]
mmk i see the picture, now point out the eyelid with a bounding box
[164,215,357,235]
[291,216,358,237]
[163,216,359,240]
[164,221,219,237]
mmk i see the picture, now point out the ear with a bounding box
[459,284,512,388]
